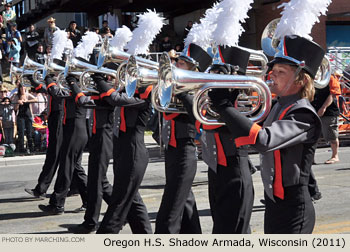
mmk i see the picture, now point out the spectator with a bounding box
[0,85,8,99]
[6,37,21,67]
[33,109,48,151]
[2,2,16,38]
[8,22,22,43]
[66,21,81,48]
[25,24,40,59]
[101,27,113,39]
[183,21,193,39]
[159,36,172,52]
[11,80,37,154]
[0,42,2,85]
[0,96,15,145]
[312,73,342,164]
[99,20,109,35]
[34,43,45,64]
[30,89,47,117]
[44,17,58,50]
[175,44,182,52]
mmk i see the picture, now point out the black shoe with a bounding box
[24,188,46,199]
[311,192,322,202]
[68,224,96,234]
[73,205,87,213]
[38,204,64,215]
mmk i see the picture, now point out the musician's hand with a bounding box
[66,75,77,86]
[91,73,105,83]
[208,89,239,110]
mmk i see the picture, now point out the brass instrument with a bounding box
[152,53,272,125]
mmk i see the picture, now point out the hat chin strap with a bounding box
[279,61,305,97]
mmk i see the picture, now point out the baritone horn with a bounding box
[152,52,272,124]
[64,53,119,93]
[125,55,159,97]
[261,18,331,89]
[22,56,45,84]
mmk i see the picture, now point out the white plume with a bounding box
[184,2,221,50]
[212,0,254,47]
[110,25,133,50]
[51,29,69,60]
[125,9,165,54]
[74,32,100,60]
[275,0,332,41]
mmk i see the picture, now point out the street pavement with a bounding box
[0,135,349,234]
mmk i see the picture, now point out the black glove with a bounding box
[208,89,239,111]
[65,75,78,86]
[209,64,231,74]
[44,75,55,85]
[93,74,111,94]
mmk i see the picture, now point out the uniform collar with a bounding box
[277,93,301,106]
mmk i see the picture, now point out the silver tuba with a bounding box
[97,38,131,68]
[125,55,159,97]
[261,18,332,89]
[10,64,35,87]
[152,53,272,124]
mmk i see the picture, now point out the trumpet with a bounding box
[261,18,331,89]
[125,55,158,97]
[152,52,272,125]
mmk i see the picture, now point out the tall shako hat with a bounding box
[178,44,212,72]
[181,3,220,72]
[211,0,254,75]
[267,0,332,79]
[216,46,250,75]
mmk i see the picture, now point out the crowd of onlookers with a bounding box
[0,2,193,156]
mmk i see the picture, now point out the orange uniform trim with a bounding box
[75,92,85,104]
[163,112,180,121]
[47,82,56,89]
[169,120,176,148]
[91,96,100,100]
[235,123,262,147]
[214,133,227,167]
[35,83,43,91]
[92,109,96,134]
[139,85,153,99]
[100,88,116,99]
[120,107,126,132]
[63,100,67,125]
[272,104,295,200]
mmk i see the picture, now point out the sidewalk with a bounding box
[0,135,160,167]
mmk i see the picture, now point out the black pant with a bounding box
[83,126,113,228]
[49,117,88,208]
[264,185,315,234]
[155,138,201,234]
[17,116,33,152]
[97,130,152,234]
[308,169,320,197]
[208,153,254,234]
[34,111,63,194]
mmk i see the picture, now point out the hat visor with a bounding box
[177,55,196,66]
[267,57,298,68]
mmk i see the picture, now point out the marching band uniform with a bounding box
[209,35,324,233]
[68,73,150,233]
[155,44,211,234]
[197,46,254,234]
[25,79,65,198]
[96,74,153,234]
[39,75,91,214]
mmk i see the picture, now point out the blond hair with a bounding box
[296,70,315,101]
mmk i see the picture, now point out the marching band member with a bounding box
[95,73,153,234]
[38,73,92,214]
[198,46,254,233]
[208,34,324,233]
[155,43,212,234]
